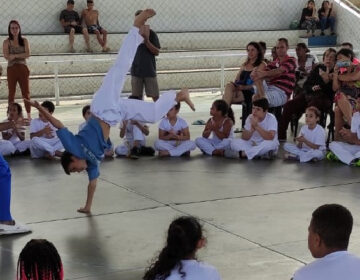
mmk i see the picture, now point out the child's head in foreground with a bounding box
[308,204,353,258]
[39,101,55,122]
[17,239,63,280]
[143,216,205,280]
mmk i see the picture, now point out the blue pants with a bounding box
[320,16,335,32]
[0,155,12,221]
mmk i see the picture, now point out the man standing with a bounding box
[60,0,91,53]
[82,0,110,52]
[131,10,161,101]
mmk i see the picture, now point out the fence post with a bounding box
[54,64,60,106]
[220,58,225,95]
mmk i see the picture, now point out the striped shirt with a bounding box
[266,55,296,97]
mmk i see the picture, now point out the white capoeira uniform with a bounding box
[29,118,64,158]
[0,139,16,156]
[115,121,146,156]
[1,123,31,154]
[195,118,234,155]
[284,124,326,162]
[230,112,279,159]
[329,112,360,165]
[154,117,196,156]
[90,26,178,127]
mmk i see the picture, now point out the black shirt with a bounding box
[59,9,80,23]
[131,30,161,78]
[300,8,314,25]
[303,64,334,100]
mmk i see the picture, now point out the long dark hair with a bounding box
[8,20,24,46]
[321,0,330,10]
[213,99,235,124]
[336,48,354,62]
[244,41,263,67]
[143,216,203,280]
[17,239,63,280]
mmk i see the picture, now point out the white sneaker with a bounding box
[0,222,31,235]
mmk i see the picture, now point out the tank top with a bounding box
[235,70,254,86]
[212,117,234,143]
[8,40,27,67]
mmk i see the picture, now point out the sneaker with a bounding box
[0,222,31,236]
[326,151,339,162]
[181,151,191,157]
[284,152,298,161]
[128,147,140,160]
[139,146,155,156]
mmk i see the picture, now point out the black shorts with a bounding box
[87,24,103,34]
[64,25,83,34]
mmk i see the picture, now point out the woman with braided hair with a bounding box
[17,239,63,280]
[143,216,221,280]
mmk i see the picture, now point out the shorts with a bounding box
[253,80,288,107]
[64,25,83,34]
[87,24,103,34]
[131,76,160,99]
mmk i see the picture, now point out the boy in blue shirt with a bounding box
[26,9,195,213]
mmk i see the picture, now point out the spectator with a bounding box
[318,0,336,36]
[251,38,296,108]
[292,204,360,280]
[131,10,161,102]
[60,0,91,53]
[81,0,110,52]
[3,20,31,120]
[223,42,266,127]
[340,42,360,64]
[278,48,336,141]
[17,239,63,279]
[300,0,318,37]
[295,43,318,93]
[333,48,360,140]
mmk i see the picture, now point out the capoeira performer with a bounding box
[328,95,360,166]
[283,106,326,162]
[25,9,195,213]
[230,98,279,159]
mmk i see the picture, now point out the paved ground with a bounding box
[1,94,360,280]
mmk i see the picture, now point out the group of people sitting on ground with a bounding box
[60,0,110,52]
[10,204,360,280]
[300,0,336,37]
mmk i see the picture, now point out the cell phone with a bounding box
[336,61,351,68]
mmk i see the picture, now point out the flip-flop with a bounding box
[192,120,206,125]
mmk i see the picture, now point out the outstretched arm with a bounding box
[25,99,65,129]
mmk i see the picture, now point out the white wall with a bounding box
[0,0,309,34]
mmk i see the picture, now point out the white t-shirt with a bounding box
[298,124,326,151]
[293,251,360,280]
[162,260,221,280]
[159,117,188,134]
[30,118,58,139]
[351,112,360,139]
[244,112,278,144]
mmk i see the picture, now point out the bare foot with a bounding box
[77,207,91,214]
[212,149,224,157]
[176,88,195,111]
[102,47,110,52]
[134,9,156,28]
[159,150,170,157]
[55,150,63,157]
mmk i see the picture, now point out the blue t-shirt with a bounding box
[56,117,111,180]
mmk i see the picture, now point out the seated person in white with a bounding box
[30,101,64,159]
[284,106,326,162]
[328,94,360,165]
[143,216,221,280]
[195,99,234,156]
[230,98,279,159]
[1,103,31,156]
[154,103,196,157]
[79,104,114,157]
[292,204,360,280]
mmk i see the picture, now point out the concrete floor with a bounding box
[1,93,360,280]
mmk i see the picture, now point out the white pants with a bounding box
[195,137,231,155]
[115,125,146,156]
[230,139,278,160]
[284,143,325,162]
[90,26,177,126]
[329,141,360,165]
[254,81,288,107]
[0,140,16,156]
[30,137,64,158]
[154,139,196,157]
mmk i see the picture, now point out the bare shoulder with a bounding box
[225,118,234,126]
